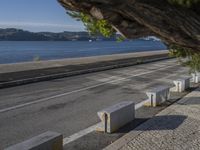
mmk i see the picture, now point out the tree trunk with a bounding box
[59,0,200,51]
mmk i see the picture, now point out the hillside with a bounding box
[0,28,116,41]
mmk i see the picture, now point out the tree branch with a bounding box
[59,0,200,51]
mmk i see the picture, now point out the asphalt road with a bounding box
[0,59,190,149]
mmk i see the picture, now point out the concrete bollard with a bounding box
[144,86,170,107]
[96,101,135,133]
[170,77,191,92]
[191,72,200,83]
[5,131,63,150]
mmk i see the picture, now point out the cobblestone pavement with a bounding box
[105,87,200,150]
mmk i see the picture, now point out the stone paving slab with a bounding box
[105,87,200,150]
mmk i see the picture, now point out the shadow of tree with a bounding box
[178,97,200,105]
[116,115,187,133]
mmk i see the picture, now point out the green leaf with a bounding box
[67,11,115,37]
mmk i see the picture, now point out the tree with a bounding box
[58,0,200,71]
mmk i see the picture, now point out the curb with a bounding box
[0,56,172,89]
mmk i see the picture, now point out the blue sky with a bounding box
[0,0,85,32]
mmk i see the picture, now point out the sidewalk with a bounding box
[105,87,200,150]
[0,50,168,74]
[0,50,169,88]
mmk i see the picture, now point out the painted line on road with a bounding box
[63,122,101,145]
[0,64,178,113]
[62,99,151,145]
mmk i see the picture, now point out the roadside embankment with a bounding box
[0,50,170,88]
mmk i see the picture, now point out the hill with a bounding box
[0,28,116,41]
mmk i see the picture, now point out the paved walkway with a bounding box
[0,50,168,74]
[0,50,169,88]
[105,87,200,150]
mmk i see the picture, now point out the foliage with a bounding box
[67,11,115,38]
[168,0,200,7]
[116,36,126,42]
[169,45,200,72]
[66,1,199,37]
[66,4,200,73]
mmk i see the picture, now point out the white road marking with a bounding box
[62,99,151,145]
[0,64,178,113]
[63,123,101,145]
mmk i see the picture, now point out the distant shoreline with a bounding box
[0,28,160,41]
[0,28,116,41]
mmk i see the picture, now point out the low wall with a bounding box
[0,50,170,88]
[0,50,168,74]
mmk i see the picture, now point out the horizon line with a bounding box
[0,21,85,32]
[0,27,89,33]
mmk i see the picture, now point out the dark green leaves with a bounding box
[168,0,200,7]
[67,11,115,37]
[169,45,200,72]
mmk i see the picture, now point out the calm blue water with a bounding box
[0,40,167,64]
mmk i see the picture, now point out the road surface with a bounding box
[0,58,189,149]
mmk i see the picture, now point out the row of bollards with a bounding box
[96,73,200,133]
[5,72,200,149]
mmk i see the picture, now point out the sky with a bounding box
[0,0,85,32]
